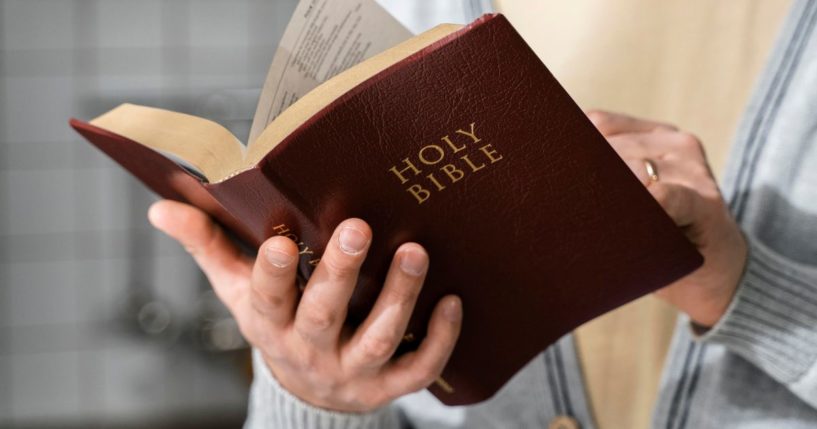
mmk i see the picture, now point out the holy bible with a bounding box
[69,14,703,405]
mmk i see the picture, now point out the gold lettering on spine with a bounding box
[387,121,503,205]
[273,224,321,266]
[273,224,298,241]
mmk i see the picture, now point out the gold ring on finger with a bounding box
[644,158,659,184]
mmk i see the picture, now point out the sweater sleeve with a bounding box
[698,235,817,408]
[244,349,406,429]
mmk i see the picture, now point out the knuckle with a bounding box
[606,135,625,148]
[689,162,710,179]
[252,284,286,309]
[586,109,611,126]
[709,187,726,204]
[611,135,639,151]
[391,287,420,305]
[677,132,704,151]
[251,292,285,320]
[299,305,337,333]
[359,334,398,362]
[322,254,360,280]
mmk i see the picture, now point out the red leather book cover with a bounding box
[70,14,703,406]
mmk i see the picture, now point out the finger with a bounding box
[381,295,462,394]
[607,131,708,165]
[250,235,301,328]
[148,200,251,309]
[606,132,680,160]
[648,182,703,228]
[618,156,681,187]
[294,218,372,348]
[666,131,708,164]
[343,243,429,369]
[586,110,677,137]
[620,157,656,186]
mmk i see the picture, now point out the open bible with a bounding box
[70,1,703,406]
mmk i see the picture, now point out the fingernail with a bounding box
[444,298,462,322]
[400,249,427,276]
[338,226,369,255]
[266,246,295,268]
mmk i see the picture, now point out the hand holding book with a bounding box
[149,201,463,412]
[587,110,748,328]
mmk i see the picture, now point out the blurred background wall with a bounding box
[0,0,298,426]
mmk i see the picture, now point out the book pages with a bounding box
[249,0,411,145]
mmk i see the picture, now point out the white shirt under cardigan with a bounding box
[246,1,817,427]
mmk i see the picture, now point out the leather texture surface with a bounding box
[70,14,702,406]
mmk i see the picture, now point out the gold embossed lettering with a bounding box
[479,144,503,163]
[460,154,485,172]
[408,184,431,204]
[388,158,422,184]
[272,224,298,241]
[441,135,466,153]
[387,122,501,205]
[441,164,465,183]
[418,145,445,165]
[454,122,481,144]
[426,173,446,191]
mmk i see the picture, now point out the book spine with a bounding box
[205,162,325,281]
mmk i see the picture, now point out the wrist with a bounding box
[689,230,749,328]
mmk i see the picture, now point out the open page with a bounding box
[248,0,412,144]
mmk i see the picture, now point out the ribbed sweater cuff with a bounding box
[699,238,817,384]
[245,349,400,429]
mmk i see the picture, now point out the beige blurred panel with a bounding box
[494,1,791,428]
